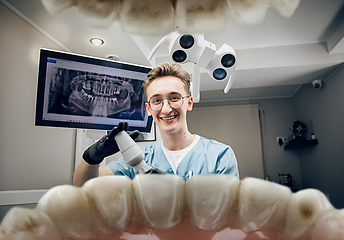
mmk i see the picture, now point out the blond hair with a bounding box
[144,63,190,97]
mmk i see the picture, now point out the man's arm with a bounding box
[73,159,114,187]
[72,121,139,187]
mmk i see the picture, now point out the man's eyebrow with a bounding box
[149,92,182,99]
[169,91,182,95]
[149,94,161,99]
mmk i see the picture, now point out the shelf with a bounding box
[284,139,318,150]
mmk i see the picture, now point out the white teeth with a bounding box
[41,0,300,34]
[119,0,175,35]
[312,209,344,240]
[238,177,292,236]
[161,116,175,120]
[185,174,239,230]
[82,176,132,229]
[41,0,75,15]
[0,207,61,240]
[1,175,343,239]
[37,185,94,239]
[284,188,335,239]
[133,174,185,228]
[175,0,229,33]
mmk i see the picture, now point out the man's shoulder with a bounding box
[197,136,231,150]
[198,136,227,145]
[140,141,161,152]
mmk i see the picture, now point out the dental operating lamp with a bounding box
[148,32,237,102]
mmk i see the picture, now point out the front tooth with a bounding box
[238,177,292,235]
[0,207,61,240]
[284,188,334,239]
[82,176,132,229]
[133,174,185,228]
[37,185,94,239]
[175,0,229,33]
[76,0,120,28]
[120,0,175,35]
[41,0,75,15]
[311,209,344,240]
[185,174,239,230]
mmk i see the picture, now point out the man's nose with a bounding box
[161,99,172,113]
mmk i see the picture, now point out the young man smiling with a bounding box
[73,63,239,187]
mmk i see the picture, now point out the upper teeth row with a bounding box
[161,116,175,120]
[0,175,343,240]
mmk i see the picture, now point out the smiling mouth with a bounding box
[1,175,343,240]
[160,115,177,121]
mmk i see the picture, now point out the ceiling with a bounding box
[2,0,344,103]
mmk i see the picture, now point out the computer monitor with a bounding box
[35,48,153,132]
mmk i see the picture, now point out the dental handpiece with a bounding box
[115,131,165,174]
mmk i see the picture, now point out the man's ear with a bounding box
[187,96,193,111]
[145,102,152,116]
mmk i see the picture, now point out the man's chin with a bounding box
[160,123,182,136]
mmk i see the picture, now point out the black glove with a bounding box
[82,121,140,165]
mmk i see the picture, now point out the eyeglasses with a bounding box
[147,94,190,111]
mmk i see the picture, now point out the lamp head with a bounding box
[169,33,216,66]
[206,44,236,81]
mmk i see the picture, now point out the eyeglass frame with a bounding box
[146,94,190,111]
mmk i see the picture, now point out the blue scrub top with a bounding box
[107,136,239,180]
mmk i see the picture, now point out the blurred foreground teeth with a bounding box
[40,0,300,33]
[0,207,61,240]
[82,176,132,229]
[311,209,344,240]
[133,174,185,228]
[41,0,76,15]
[185,174,239,230]
[175,0,229,33]
[120,0,175,35]
[1,175,344,239]
[76,0,121,28]
[284,188,335,239]
[37,185,94,239]
[238,177,292,236]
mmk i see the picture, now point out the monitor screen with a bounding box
[35,48,153,132]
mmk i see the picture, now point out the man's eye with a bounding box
[151,99,162,104]
[170,95,181,102]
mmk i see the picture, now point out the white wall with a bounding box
[187,105,264,180]
[0,3,75,191]
[194,97,302,190]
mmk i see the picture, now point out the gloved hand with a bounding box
[82,121,140,165]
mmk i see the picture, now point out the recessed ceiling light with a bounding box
[90,38,104,46]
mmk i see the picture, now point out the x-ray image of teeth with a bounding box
[47,67,146,120]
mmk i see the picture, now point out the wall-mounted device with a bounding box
[35,48,153,132]
[148,32,237,102]
[312,80,322,89]
[279,120,318,150]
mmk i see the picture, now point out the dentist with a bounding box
[73,63,239,186]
